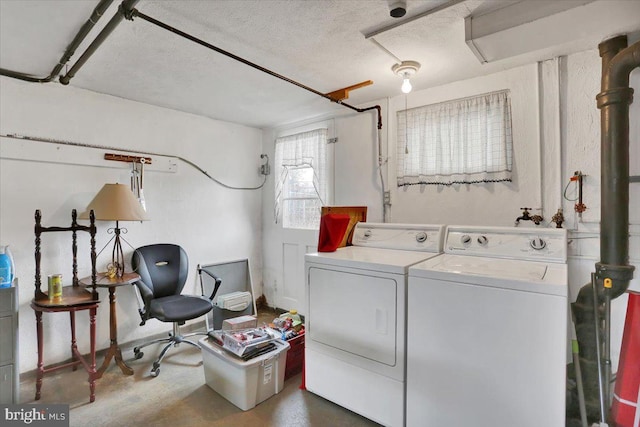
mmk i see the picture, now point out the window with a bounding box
[397,90,513,186]
[274,128,328,229]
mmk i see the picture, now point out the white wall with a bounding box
[389,63,545,225]
[261,48,639,370]
[0,77,264,373]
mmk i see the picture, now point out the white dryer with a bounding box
[305,222,445,427]
[406,226,568,427]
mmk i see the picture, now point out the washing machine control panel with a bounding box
[445,226,567,262]
[352,223,445,252]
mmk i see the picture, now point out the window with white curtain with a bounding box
[396,90,513,186]
[274,128,328,229]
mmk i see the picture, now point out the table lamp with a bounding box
[80,183,149,279]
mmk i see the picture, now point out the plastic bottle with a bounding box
[0,245,15,288]
[279,309,302,326]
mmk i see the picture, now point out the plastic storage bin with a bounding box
[200,337,290,411]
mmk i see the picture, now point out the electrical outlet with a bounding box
[260,153,271,176]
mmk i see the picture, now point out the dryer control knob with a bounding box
[461,234,472,245]
[477,235,488,246]
[416,232,428,243]
[530,237,546,250]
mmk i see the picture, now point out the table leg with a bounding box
[70,311,78,371]
[35,310,43,400]
[97,286,133,377]
[89,306,97,403]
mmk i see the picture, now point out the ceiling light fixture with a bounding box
[392,60,420,94]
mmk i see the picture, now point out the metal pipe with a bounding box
[130,8,383,130]
[376,127,388,222]
[591,273,607,424]
[1,133,266,190]
[0,0,114,83]
[587,35,640,425]
[60,0,140,85]
[572,339,589,427]
[595,36,639,297]
[604,291,612,411]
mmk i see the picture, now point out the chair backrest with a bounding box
[132,244,189,298]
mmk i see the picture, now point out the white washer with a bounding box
[406,226,568,427]
[305,222,445,427]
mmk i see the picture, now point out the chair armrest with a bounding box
[198,268,222,301]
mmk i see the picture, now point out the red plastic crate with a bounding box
[284,332,305,380]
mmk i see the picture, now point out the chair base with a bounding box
[133,322,207,377]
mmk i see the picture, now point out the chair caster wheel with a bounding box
[151,362,160,377]
[134,351,143,359]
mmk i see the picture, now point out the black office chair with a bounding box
[131,244,220,377]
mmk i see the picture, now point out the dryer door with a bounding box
[308,265,400,367]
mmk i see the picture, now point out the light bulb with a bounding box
[401,76,412,93]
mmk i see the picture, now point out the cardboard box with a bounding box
[222,315,258,331]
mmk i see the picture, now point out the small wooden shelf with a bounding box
[32,286,99,308]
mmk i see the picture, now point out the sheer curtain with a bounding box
[397,90,513,186]
[274,128,328,224]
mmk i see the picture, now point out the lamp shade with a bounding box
[79,183,149,221]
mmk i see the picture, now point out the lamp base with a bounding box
[111,223,126,279]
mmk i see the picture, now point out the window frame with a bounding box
[274,125,333,229]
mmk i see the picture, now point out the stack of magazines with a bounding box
[208,328,278,361]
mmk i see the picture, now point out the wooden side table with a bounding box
[81,272,139,377]
[32,208,101,403]
[31,291,99,402]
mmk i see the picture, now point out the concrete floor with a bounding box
[19,309,381,427]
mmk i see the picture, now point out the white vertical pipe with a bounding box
[538,58,564,224]
[555,57,564,211]
[536,62,545,217]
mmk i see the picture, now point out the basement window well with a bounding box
[275,128,329,229]
[397,90,513,186]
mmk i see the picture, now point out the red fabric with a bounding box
[317,213,351,252]
[299,360,306,390]
[611,292,640,427]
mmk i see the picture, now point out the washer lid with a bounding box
[306,246,441,274]
[409,254,567,296]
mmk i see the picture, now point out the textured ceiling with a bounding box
[1,0,639,128]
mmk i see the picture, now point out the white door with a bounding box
[277,228,317,315]
[307,265,401,370]
[269,122,335,315]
